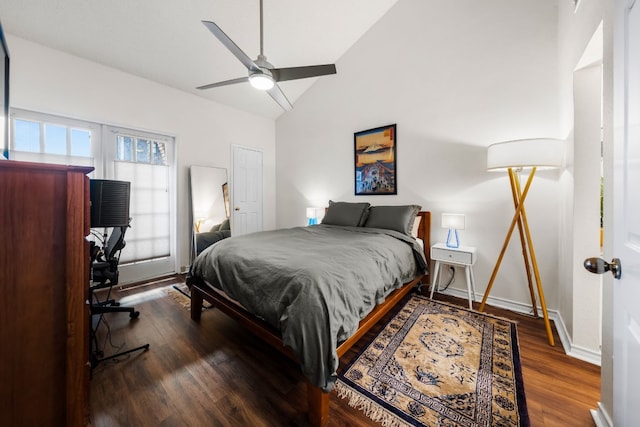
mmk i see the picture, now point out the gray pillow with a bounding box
[219,218,231,231]
[321,200,371,227]
[364,205,422,235]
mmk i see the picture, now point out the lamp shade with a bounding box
[441,213,465,230]
[487,138,564,171]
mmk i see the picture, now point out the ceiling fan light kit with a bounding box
[197,0,337,111]
[249,73,274,90]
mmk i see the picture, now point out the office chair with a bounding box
[90,223,139,318]
[89,222,149,368]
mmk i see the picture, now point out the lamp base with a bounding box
[446,229,459,248]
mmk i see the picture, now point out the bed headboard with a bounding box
[416,211,431,284]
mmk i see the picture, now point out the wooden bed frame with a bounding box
[187,211,431,426]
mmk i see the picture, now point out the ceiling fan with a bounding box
[197,0,337,111]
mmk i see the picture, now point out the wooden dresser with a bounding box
[0,160,93,426]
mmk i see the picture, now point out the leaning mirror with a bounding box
[189,166,230,259]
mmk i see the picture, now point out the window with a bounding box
[105,125,176,282]
[14,119,40,152]
[116,135,167,165]
[112,133,171,263]
[10,110,97,167]
[10,109,176,283]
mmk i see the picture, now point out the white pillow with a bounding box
[411,215,422,238]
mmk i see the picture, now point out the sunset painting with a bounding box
[354,124,397,195]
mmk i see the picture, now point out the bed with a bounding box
[186,203,431,426]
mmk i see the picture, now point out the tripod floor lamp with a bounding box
[481,138,564,346]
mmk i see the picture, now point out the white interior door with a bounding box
[231,145,263,236]
[612,0,640,423]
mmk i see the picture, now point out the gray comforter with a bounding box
[190,224,428,392]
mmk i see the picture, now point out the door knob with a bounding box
[234,207,240,211]
[583,257,622,279]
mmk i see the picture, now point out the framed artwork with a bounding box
[354,124,397,195]
[222,182,230,218]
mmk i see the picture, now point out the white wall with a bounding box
[572,61,603,354]
[558,0,613,422]
[558,4,607,364]
[7,35,277,273]
[276,0,562,310]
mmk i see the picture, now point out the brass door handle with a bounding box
[584,257,622,279]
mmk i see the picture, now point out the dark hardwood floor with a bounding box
[90,276,600,426]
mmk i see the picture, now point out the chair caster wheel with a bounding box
[130,311,140,319]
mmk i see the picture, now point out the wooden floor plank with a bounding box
[90,276,600,426]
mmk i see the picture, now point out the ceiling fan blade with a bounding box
[271,64,337,82]
[196,77,249,90]
[202,20,259,72]
[267,84,292,111]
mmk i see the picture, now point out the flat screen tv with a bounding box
[0,20,9,160]
[90,179,131,228]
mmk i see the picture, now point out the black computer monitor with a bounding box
[90,179,131,228]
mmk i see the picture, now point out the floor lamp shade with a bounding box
[487,138,564,171]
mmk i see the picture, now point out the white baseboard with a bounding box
[552,310,601,366]
[437,286,601,365]
[566,343,601,365]
[591,402,613,427]
[439,286,549,316]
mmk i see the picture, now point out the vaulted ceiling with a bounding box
[0,0,399,119]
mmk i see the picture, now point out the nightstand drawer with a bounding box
[432,246,475,264]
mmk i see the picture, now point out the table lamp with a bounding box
[441,213,465,248]
[483,138,564,346]
[306,208,317,225]
[306,207,324,225]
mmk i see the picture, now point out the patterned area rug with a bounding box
[336,294,529,427]
[166,283,212,310]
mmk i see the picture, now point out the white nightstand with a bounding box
[430,242,477,309]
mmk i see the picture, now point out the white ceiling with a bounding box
[0,0,399,119]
